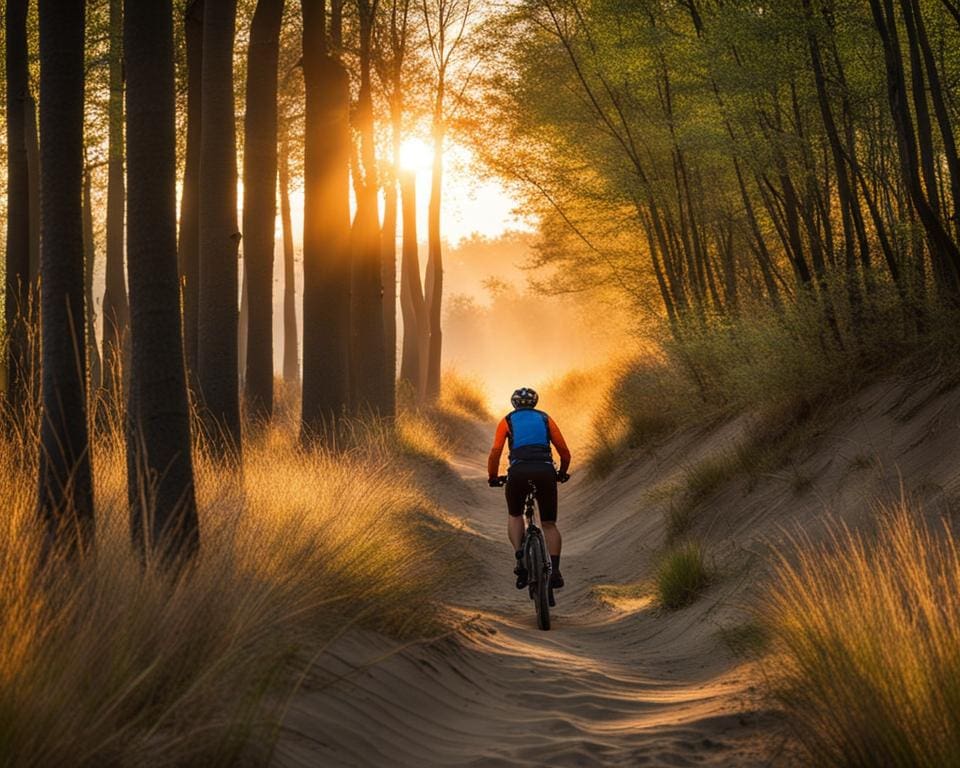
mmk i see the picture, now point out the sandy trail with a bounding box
[275,428,777,767]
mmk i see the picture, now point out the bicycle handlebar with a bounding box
[489,472,570,488]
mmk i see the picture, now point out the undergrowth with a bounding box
[0,384,466,767]
[580,294,960,478]
[762,500,960,766]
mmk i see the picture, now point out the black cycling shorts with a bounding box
[505,462,558,522]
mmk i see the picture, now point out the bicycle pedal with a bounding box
[548,590,556,608]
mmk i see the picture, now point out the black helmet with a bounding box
[511,387,539,409]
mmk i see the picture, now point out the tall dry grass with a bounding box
[762,500,960,766]
[0,396,456,767]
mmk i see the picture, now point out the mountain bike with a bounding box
[496,475,554,631]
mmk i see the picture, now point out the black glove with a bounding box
[557,471,570,483]
[488,477,501,488]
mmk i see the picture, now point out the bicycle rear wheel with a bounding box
[528,534,551,631]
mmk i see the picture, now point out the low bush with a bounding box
[654,540,710,610]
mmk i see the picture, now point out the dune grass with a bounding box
[579,295,960,477]
[762,500,960,766]
[654,540,710,610]
[0,398,458,767]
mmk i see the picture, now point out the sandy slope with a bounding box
[273,420,786,767]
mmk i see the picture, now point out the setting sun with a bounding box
[399,137,434,173]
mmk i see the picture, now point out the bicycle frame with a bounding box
[494,473,557,629]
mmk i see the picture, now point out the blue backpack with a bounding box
[505,408,552,465]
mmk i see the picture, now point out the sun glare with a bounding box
[399,137,434,173]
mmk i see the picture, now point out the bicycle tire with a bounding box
[528,533,551,631]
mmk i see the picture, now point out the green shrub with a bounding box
[655,541,710,610]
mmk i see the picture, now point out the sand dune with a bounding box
[274,373,960,766]
[274,430,788,766]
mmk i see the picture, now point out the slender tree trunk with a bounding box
[25,95,40,288]
[869,0,960,294]
[424,99,444,402]
[124,0,199,562]
[197,0,242,457]
[101,0,129,411]
[82,169,102,390]
[905,0,960,240]
[279,137,299,385]
[5,0,31,415]
[398,171,429,397]
[300,0,352,436]
[242,0,284,421]
[179,0,203,387]
[37,0,94,556]
[238,263,248,388]
[381,170,398,406]
[350,0,389,416]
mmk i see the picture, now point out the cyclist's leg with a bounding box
[504,468,526,551]
[534,466,561,557]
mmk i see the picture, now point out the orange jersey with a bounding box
[488,413,571,479]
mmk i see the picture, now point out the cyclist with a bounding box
[488,387,571,590]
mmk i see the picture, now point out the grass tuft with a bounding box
[654,540,710,610]
[762,500,960,765]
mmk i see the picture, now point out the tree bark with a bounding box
[197,0,242,458]
[179,0,204,387]
[424,106,444,402]
[350,0,389,416]
[101,0,129,410]
[398,170,429,397]
[82,168,102,390]
[124,0,200,562]
[5,0,32,416]
[242,0,284,421]
[279,136,299,385]
[381,170,398,406]
[37,0,95,556]
[25,95,40,287]
[300,0,352,437]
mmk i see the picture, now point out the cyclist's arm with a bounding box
[487,418,509,480]
[547,416,571,474]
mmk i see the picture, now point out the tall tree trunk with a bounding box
[82,168,102,390]
[179,0,204,387]
[101,0,129,410]
[905,0,960,240]
[242,0,284,422]
[869,0,960,295]
[124,0,199,562]
[279,137,299,385]
[300,0,352,436]
[238,262,248,388]
[5,0,31,416]
[351,0,389,416]
[37,0,94,556]
[802,4,864,327]
[381,168,398,407]
[197,0,242,458]
[25,95,40,287]
[398,170,429,397]
[424,101,444,402]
